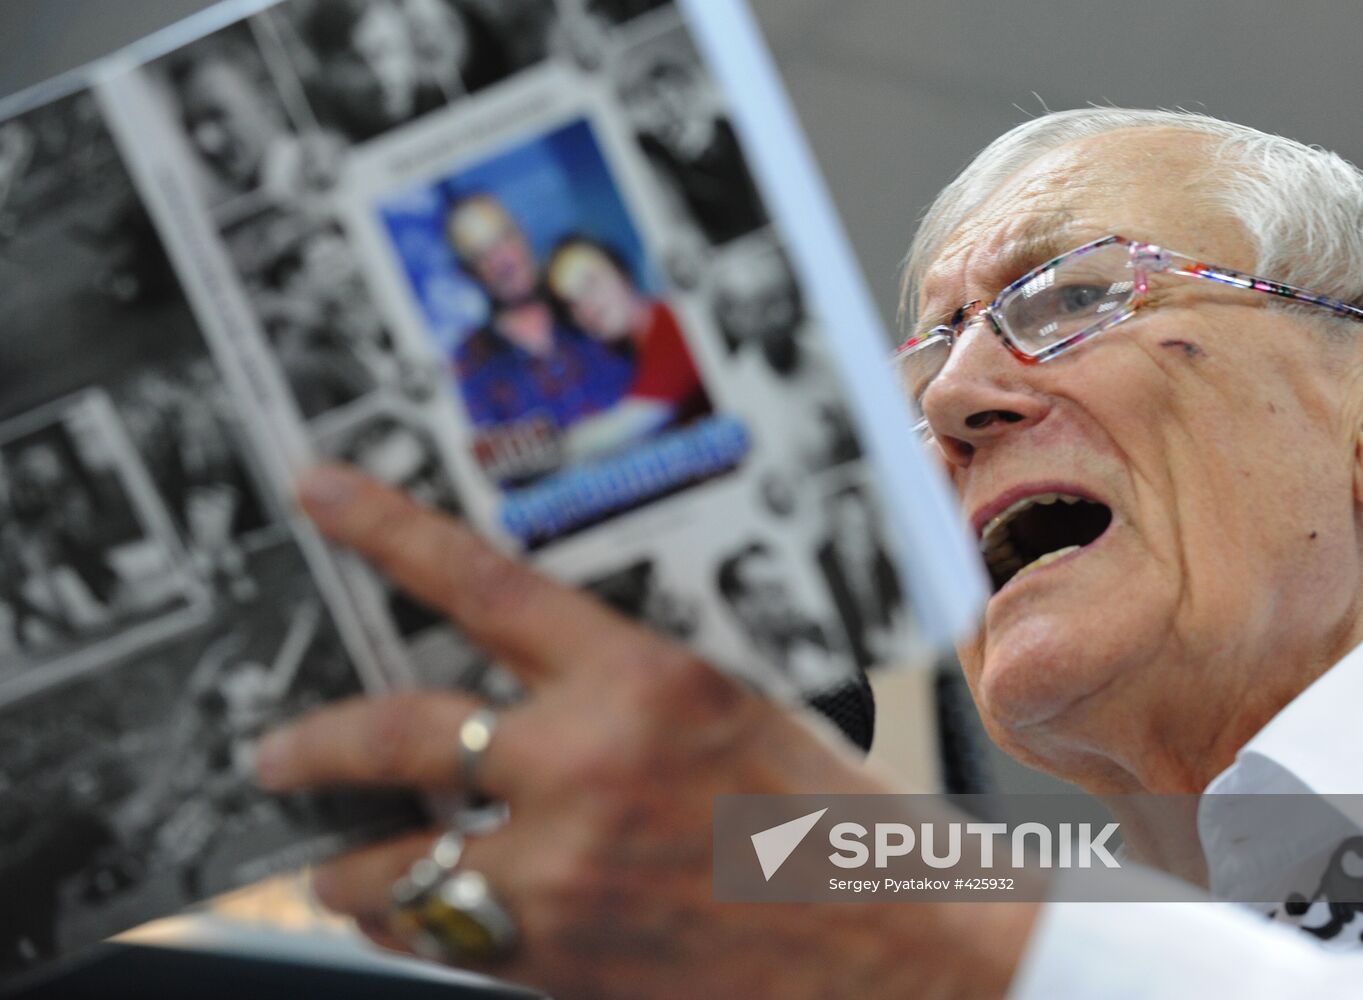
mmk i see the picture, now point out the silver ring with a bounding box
[457,707,500,793]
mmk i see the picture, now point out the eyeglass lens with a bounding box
[894,242,1139,412]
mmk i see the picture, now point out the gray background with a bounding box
[2,0,1357,793]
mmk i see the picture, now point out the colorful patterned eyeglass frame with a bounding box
[895,233,1363,434]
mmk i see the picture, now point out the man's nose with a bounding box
[920,320,1051,468]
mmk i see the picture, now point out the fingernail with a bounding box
[300,466,358,513]
[255,731,291,788]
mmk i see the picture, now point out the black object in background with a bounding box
[2,942,542,1000]
[933,665,994,794]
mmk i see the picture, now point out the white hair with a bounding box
[899,108,1363,332]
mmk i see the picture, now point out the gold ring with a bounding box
[390,835,518,965]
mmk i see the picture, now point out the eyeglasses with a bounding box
[894,234,1363,436]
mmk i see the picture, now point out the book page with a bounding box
[0,82,421,982]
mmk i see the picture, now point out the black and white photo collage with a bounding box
[0,87,421,978]
[110,0,913,707]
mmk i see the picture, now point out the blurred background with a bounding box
[2,0,1359,799]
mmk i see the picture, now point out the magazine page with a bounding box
[97,0,983,706]
[0,82,423,982]
[0,0,988,981]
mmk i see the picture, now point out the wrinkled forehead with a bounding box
[916,130,1251,326]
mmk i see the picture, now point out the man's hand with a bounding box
[256,465,1034,999]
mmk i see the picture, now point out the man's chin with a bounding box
[967,615,1131,735]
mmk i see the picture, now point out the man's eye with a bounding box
[1055,282,1107,313]
[1007,281,1112,332]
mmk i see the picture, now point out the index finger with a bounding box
[299,464,675,684]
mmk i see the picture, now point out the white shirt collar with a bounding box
[1207,638,1363,797]
[1199,640,1363,907]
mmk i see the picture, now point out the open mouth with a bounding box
[979,493,1113,594]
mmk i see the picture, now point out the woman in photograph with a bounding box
[545,235,710,460]
[400,0,512,95]
[296,0,510,142]
[298,0,445,142]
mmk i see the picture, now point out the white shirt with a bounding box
[1009,640,1363,998]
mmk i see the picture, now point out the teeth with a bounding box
[978,492,1098,593]
[1011,545,1081,582]
[979,493,1085,548]
[987,545,1017,563]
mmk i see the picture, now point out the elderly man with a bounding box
[256,108,1363,996]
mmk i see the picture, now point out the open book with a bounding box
[0,0,986,980]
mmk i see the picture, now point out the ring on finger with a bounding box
[391,829,465,908]
[457,706,500,794]
[390,830,518,964]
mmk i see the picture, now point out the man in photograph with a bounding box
[7,439,118,628]
[715,541,843,693]
[585,560,699,641]
[165,29,335,203]
[815,486,904,669]
[714,541,875,748]
[715,245,861,471]
[0,457,69,655]
[712,243,803,362]
[336,412,459,515]
[118,367,261,603]
[620,47,768,246]
[446,194,635,438]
